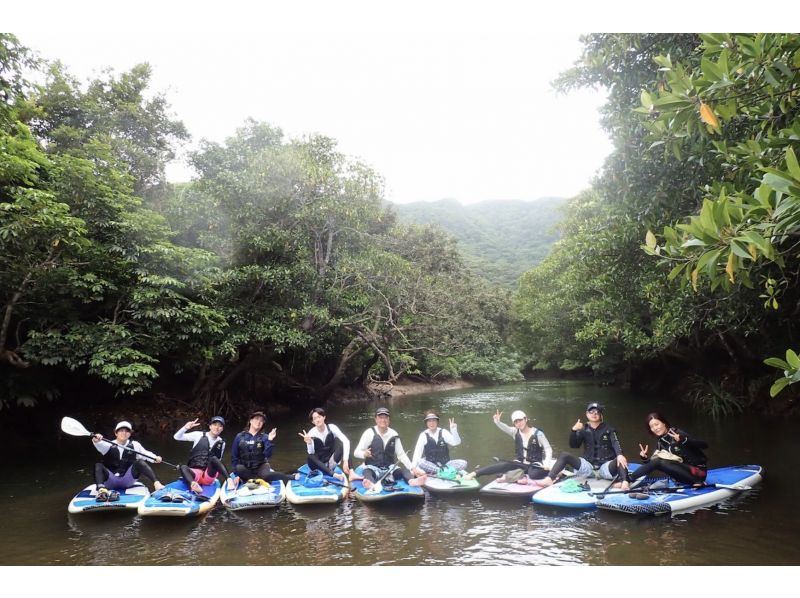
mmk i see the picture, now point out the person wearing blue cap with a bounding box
[535,402,630,489]
[352,407,426,488]
[174,415,233,494]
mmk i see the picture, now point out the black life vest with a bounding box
[237,433,267,470]
[102,441,137,475]
[187,434,224,469]
[514,429,545,464]
[422,429,450,466]
[312,426,337,463]
[580,423,619,467]
[365,427,398,469]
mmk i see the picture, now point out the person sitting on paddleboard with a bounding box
[410,410,467,477]
[174,415,234,494]
[628,412,708,486]
[230,410,298,485]
[91,420,165,502]
[298,407,350,481]
[352,407,426,489]
[465,409,553,483]
[536,402,630,490]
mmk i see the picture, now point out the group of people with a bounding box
[88,403,709,501]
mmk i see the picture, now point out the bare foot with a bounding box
[334,473,346,481]
[154,481,165,491]
[537,477,554,487]
[190,481,203,494]
[363,479,374,490]
[409,475,427,486]
[516,476,530,486]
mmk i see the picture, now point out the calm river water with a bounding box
[2,380,798,569]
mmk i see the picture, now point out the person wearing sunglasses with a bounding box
[535,402,629,489]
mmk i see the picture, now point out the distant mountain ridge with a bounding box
[393,197,565,288]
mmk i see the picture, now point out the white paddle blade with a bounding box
[61,416,92,437]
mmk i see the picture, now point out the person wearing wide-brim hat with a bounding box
[230,410,298,485]
[174,415,233,494]
[410,410,467,477]
[535,402,629,490]
[352,407,426,488]
[91,420,165,502]
[464,408,553,483]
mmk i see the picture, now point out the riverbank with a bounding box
[328,377,475,404]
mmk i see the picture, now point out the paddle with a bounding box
[61,416,180,468]
[590,482,753,497]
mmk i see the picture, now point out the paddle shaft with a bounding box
[591,482,752,497]
[94,436,179,469]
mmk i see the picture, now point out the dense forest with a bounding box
[2,33,800,424]
[395,198,564,288]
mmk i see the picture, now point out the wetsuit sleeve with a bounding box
[330,424,350,462]
[353,429,372,460]
[569,429,584,449]
[609,430,624,457]
[131,441,158,462]
[231,433,241,468]
[494,419,516,438]
[411,432,427,467]
[394,437,413,470]
[262,436,274,460]
[445,426,461,446]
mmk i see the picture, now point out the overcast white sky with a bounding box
[6,1,762,206]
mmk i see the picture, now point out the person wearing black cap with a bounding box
[352,407,426,488]
[231,410,298,484]
[410,410,467,476]
[536,402,629,489]
[465,409,553,483]
[299,407,351,480]
[91,420,165,502]
[174,416,233,494]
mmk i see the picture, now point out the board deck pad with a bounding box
[67,482,149,514]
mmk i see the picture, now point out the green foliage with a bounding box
[395,198,564,288]
[686,375,745,420]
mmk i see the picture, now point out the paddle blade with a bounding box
[61,416,92,437]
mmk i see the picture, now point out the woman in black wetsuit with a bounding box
[629,412,708,486]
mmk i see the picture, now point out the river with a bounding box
[2,380,798,569]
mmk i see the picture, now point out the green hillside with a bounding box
[393,198,565,287]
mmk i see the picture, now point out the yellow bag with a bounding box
[652,449,682,462]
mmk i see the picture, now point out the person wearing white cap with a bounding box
[535,402,629,490]
[91,420,165,502]
[464,408,553,483]
[410,410,467,477]
[174,415,233,494]
[352,407,426,488]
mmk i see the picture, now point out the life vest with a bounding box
[422,429,450,466]
[187,434,224,469]
[102,441,137,475]
[366,427,398,469]
[237,433,267,470]
[312,426,337,463]
[514,429,545,464]
[579,423,619,467]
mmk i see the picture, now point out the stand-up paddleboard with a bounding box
[423,474,480,495]
[221,476,285,511]
[138,479,221,517]
[531,463,642,509]
[479,476,546,498]
[67,482,149,514]
[351,465,424,503]
[596,465,763,516]
[286,464,349,505]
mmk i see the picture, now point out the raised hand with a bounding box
[298,429,312,444]
[638,443,649,459]
[449,418,456,428]
[184,418,201,431]
[493,409,502,423]
[572,419,584,431]
[268,428,277,441]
